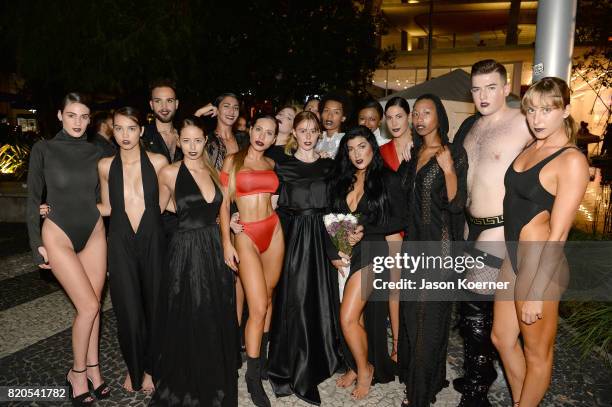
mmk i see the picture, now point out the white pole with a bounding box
[532,0,577,83]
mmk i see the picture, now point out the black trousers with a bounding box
[108,210,164,390]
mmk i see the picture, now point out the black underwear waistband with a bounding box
[467,214,504,227]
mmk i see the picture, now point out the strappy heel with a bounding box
[85,364,111,400]
[66,368,95,406]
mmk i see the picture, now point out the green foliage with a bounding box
[561,301,612,366]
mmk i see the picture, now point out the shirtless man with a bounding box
[98,107,168,393]
[452,60,532,407]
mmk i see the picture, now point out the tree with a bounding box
[572,0,611,121]
[1,0,394,135]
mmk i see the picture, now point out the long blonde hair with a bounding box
[178,116,220,187]
[284,111,321,155]
[521,77,577,143]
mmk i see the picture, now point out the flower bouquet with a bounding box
[323,213,360,301]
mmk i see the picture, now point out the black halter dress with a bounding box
[151,163,237,406]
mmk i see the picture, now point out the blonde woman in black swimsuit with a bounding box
[491,77,589,407]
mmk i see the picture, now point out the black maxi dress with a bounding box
[398,143,467,406]
[333,169,409,385]
[267,156,342,405]
[151,163,237,406]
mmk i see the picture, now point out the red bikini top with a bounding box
[220,170,279,197]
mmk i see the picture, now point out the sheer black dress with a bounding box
[151,163,237,406]
[331,169,409,385]
[398,143,467,406]
[267,156,342,405]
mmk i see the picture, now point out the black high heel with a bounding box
[66,368,95,406]
[85,364,111,400]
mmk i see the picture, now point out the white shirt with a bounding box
[316,131,345,159]
[374,128,390,146]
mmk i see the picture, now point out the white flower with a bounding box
[323,214,335,227]
[345,214,357,224]
[337,214,346,221]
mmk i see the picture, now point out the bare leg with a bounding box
[492,300,524,402]
[492,262,525,403]
[516,301,559,407]
[77,219,109,393]
[236,276,245,326]
[340,270,374,400]
[386,234,402,362]
[260,225,284,334]
[235,234,267,358]
[42,220,99,402]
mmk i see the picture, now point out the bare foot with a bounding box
[335,369,357,388]
[351,364,374,400]
[142,373,155,395]
[123,373,134,392]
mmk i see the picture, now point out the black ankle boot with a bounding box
[246,357,270,407]
[454,301,497,405]
[259,332,269,380]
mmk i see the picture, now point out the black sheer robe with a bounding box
[398,143,468,406]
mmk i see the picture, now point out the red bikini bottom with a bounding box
[240,212,279,253]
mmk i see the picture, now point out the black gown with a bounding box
[333,169,409,385]
[267,157,342,405]
[398,143,467,406]
[107,148,165,391]
[151,163,237,407]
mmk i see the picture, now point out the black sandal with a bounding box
[86,364,111,400]
[66,368,95,406]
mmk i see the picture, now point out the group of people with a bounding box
[26,59,589,407]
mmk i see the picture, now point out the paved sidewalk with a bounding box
[0,252,609,406]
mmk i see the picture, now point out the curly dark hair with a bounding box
[328,125,389,225]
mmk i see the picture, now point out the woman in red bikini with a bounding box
[220,114,284,407]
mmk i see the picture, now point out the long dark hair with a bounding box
[412,93,450,146]
[328,125,389,225]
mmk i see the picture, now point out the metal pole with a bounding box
[532,0,577,83]
[426,0,434,81]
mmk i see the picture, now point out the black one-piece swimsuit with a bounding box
[26,130,101,264]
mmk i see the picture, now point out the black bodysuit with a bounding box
[504,145,577,273]
[27,130,101,264]
[107,148,165,391]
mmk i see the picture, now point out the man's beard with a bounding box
[154,111,175,123]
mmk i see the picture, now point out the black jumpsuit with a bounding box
[26,130,101,264]
[107,148,165,391]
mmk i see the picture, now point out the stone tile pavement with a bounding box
[0,251,610,406]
